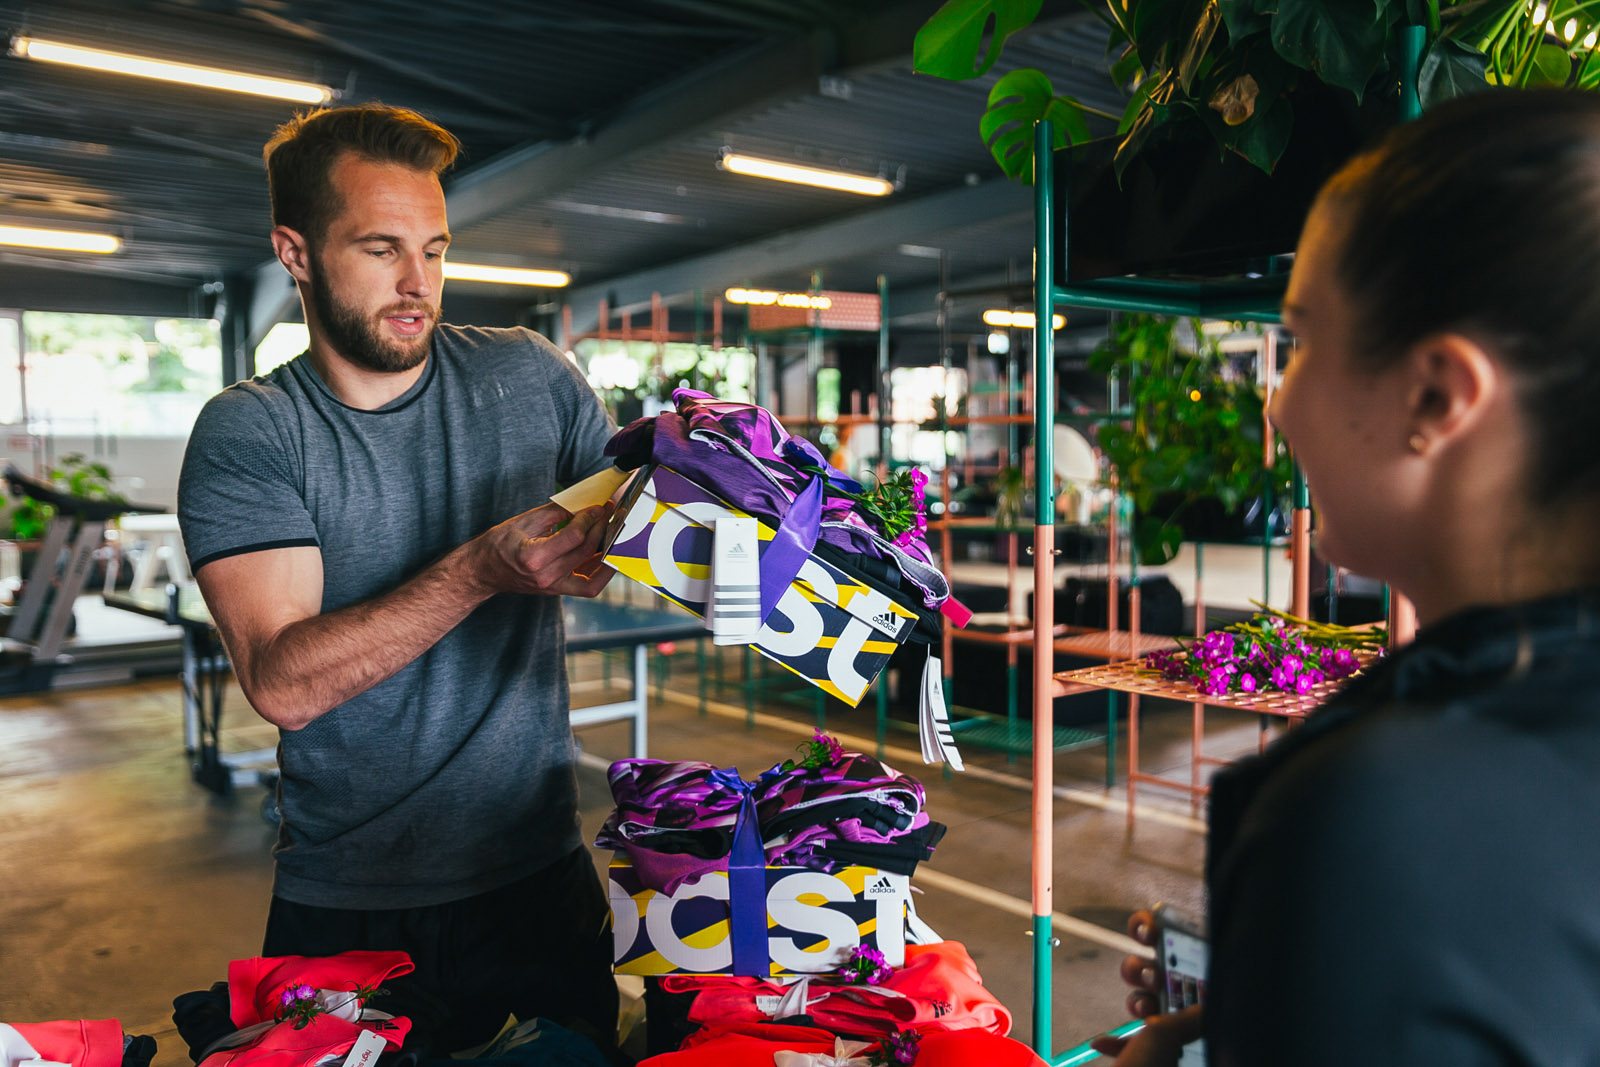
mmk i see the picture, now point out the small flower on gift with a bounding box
[871,1030,921,1066]
[837,944,894,985]
[277,984,321,1029]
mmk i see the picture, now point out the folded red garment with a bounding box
[228,951,413,1031]
[659,941,1011,1038]
[639,1020,1046,1066]
[192,951,415,1067]
[4,1019,124,1067]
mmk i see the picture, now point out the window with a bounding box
[255,322,309,376]
[19,312,222,436]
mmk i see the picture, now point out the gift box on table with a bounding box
[600,463,921,706]
[607,853,911,977]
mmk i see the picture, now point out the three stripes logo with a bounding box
[870,610,899,632]
[866,875,900,897]
[728,542,750,558]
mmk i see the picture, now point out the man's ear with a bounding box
[271,225,314,284]
[1402,333,1499,451]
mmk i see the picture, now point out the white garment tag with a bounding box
[772,1038,874,1067]
[550,465,630,514]
[919,653,964,770]
[708,516,763,645]
[337,1029,387,1067]
[904,894,943,946]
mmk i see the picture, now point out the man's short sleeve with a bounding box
[540,333,617,486]
[178,384,319,572]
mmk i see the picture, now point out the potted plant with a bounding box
[913,0,1597,184]
[1089,314,1292,564]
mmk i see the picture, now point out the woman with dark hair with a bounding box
[1096,88,1600,1065]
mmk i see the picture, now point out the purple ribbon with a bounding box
[706,767,768,976]
[755,437,862,622]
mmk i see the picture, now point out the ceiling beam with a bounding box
[443,0,942,234]
[565,178,1030,334]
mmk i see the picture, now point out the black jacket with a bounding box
[1205,590,1600,1066]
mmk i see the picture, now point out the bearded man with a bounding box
[178,105,619,1056]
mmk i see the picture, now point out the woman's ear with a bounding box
[270,225,314,284]
[1402,334,1500,454]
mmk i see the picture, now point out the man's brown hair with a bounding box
[263,104,460,244]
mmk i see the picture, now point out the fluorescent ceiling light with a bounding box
[444,263,570,287]
[725,287,831,309]
[720,153,893,197]
[983,309,1064,330]
[0,224,119,254]
[10,36,335,104]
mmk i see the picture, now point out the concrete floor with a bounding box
[0,635,1281,1063]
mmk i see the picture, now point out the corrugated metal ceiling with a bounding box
[0,0,1126,332]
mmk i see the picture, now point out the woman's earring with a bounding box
[1407,432,1428,455]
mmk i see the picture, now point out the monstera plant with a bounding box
[914,0,1600,181]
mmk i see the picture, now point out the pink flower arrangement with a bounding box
[1145,613,1379,699]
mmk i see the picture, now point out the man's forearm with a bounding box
[236,543,492,730]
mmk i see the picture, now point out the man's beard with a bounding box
[308,259,440,374]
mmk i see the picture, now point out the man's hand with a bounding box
[465,500,616,598]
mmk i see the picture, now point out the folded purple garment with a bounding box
[605,389,949,609]
[595,753,936,893]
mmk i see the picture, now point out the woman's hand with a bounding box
[1117,909,1163,1019]
[1086,909,1204,1065]
[1089,1005,1203,1066]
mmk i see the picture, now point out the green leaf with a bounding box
[1419,37,1491,106]
[1218,0,1269,42]
[1527,40,1575,86]
[1226,92,1293,172]
[1130,0,1187,69]
[979,69,1088,182]
[1178,1,1224,94]
[1270,0,1386,97]
[913,0,1044,80]
[1110,46,1145,89]
[1136,516,1184,565]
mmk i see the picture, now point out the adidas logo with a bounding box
[870,611,897,631]
[728,543,749,557]
[866,875,899,897]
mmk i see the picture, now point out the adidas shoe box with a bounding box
[607,854,911,976]
[599,463,920,706]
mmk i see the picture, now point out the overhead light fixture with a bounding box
[444,263,570,287]
[9,36,336,104]
[983,309,1064,330]
[725,287,832,309]
[0,224,120,254]
[719,152,894,197]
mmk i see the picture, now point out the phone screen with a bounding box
[1160,925,1208,1067]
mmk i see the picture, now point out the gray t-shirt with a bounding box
[178,324,614,909]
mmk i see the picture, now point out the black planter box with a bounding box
[1057,90,1396,283]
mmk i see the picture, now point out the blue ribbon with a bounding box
[708,768,768,976]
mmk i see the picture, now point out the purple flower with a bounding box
[875,1030,921,1066]
[1239,672,1258,693]
[1280,654,1301,677]
[1294,674,1315,695]
[838,944,893,985]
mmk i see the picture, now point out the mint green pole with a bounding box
[1031,117,1057,1060]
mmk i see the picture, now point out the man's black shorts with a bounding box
[263,847,618,1056]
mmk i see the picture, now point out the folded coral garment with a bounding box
[0,1020,126,1067]
[657,942,1010,1039]
[636,1021,1046,1067]
[227,951,414,1030]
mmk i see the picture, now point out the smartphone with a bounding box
[1151,902,1208,1067]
